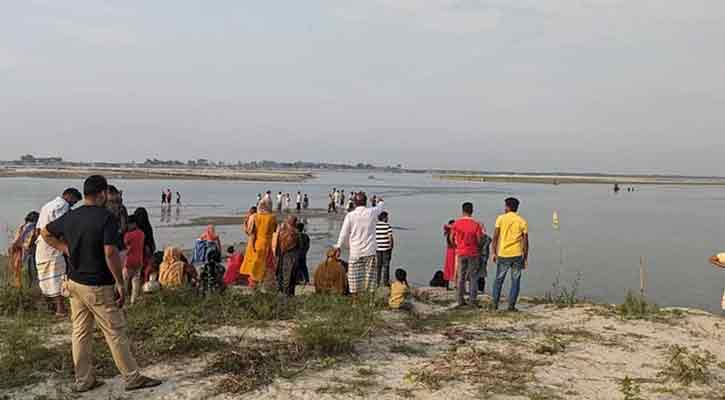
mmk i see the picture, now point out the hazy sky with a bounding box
[2,1,724,174]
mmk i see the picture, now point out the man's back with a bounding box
[36,197,70,262]
[46,205,119,286]
[337,204,384,260]
[452,217,484,257]
[495,212,528,258]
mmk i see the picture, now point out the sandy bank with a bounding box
[436,173,725,186]
[4,286,725,400]
[0,166,314,182]
[170,208,344,228]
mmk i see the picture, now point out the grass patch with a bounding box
[619,376,644,400]
[657,345,716,386]
[618,291,659,319]
[535,272,584,307]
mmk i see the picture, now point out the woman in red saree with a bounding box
[442,220,456,288]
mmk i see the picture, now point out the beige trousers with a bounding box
[67,279,140,386]
[123,267,142,305]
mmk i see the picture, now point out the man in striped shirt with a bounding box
[375,211,394,287]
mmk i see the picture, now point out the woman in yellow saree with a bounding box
[241,200,277,287]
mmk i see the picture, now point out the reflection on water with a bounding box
[1,173,724,310]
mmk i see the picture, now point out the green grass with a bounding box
[657,345,716,386]
[618,291,660,319]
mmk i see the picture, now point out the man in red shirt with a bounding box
[123,215,145,305]
[452,202,485,307]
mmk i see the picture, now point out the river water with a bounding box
[1,172,724,310]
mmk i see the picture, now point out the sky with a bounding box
[1,1,724,175]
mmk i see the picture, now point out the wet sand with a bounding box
[170,208,345,228]
[436,173,725,186]
[0,166,314,182]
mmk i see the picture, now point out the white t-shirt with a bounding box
[718,253,725,263]
[35,197,70,263]
[335,201,385,261]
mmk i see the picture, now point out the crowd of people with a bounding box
[255,191,310,213]
[13,174,725,394]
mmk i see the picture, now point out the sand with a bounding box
[436,173,725,186]
[0,166,313,182]
[6,287,725,400]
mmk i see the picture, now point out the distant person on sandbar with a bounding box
[340,190,346,208]
[277,192,283,212]
[296,191,302,212]
[176,192,181,205]
[491,197,529,312]
[303,194,309,210]
[334,192,385,298]
[452,203,484,307]
[241,200,277,288]
[161,190,167,205]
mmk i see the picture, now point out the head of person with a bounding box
[24,211,40,224]
[285,215,298,228]
[163,246,183,264]
[133,207,151,228]
[395,268,408,285]
[152,251,164,268]
[227,245,235,255]
[127,215,138,231]
[296,222,305,232]
[461,202,474,216]
[353,192,367,208]
[266,190,271,195]
[83,175,109,206]
[505,197,520,213]
[249,206,257,214]
[62,187,82,207]
[259,199,272,213]
[378,211,389,223]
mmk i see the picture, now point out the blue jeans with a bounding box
[492,256,524,310]
[457,256,481,306]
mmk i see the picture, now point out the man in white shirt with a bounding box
[296,191,302,213]
[36,188,82,316]
[335,192,385,296]
[276,192,283,212]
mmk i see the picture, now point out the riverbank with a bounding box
[2,285,724,400]
[171,208,344,228]
[436,173,725,186]
[0,166,314,182]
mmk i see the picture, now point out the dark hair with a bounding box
[395,268,408,286]
[227,246,235,254]
[207,248,221,263]
[152,251,164,267]
[62,188,82,200]
[249,206,257,213]
[25,211,40,223]
[462,202,474,215]
[133,207,156,253]
[83,175,108,196]
[108,185,120,195]
[296,222,305,232]
[448,219,455,225]
[505,197,520,212]
[378,211,389,221]
[353,192,367,207]
[127,215,137,226]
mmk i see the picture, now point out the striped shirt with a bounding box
[375,222,393,252]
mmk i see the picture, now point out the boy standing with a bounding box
[452,202,484,307]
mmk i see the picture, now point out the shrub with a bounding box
[0,286,38,316]
[657,345,715,386]
[618,291,659,319]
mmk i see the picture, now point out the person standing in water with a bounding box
[176,192,181,206]
[296,191,302,213]
[491,197,529,312]
[303,194,310,210]
[161,190,167,205]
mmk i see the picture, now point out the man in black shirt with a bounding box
[41,175,161,393]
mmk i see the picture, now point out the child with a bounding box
[123,215,145,304]
[199,248,226,295]
[389,268,415,312]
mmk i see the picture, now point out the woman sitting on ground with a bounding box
[158,247,198,288]
[313,248,348,295]
[200,224,222,252]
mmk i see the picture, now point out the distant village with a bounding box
[0,154,415,173]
